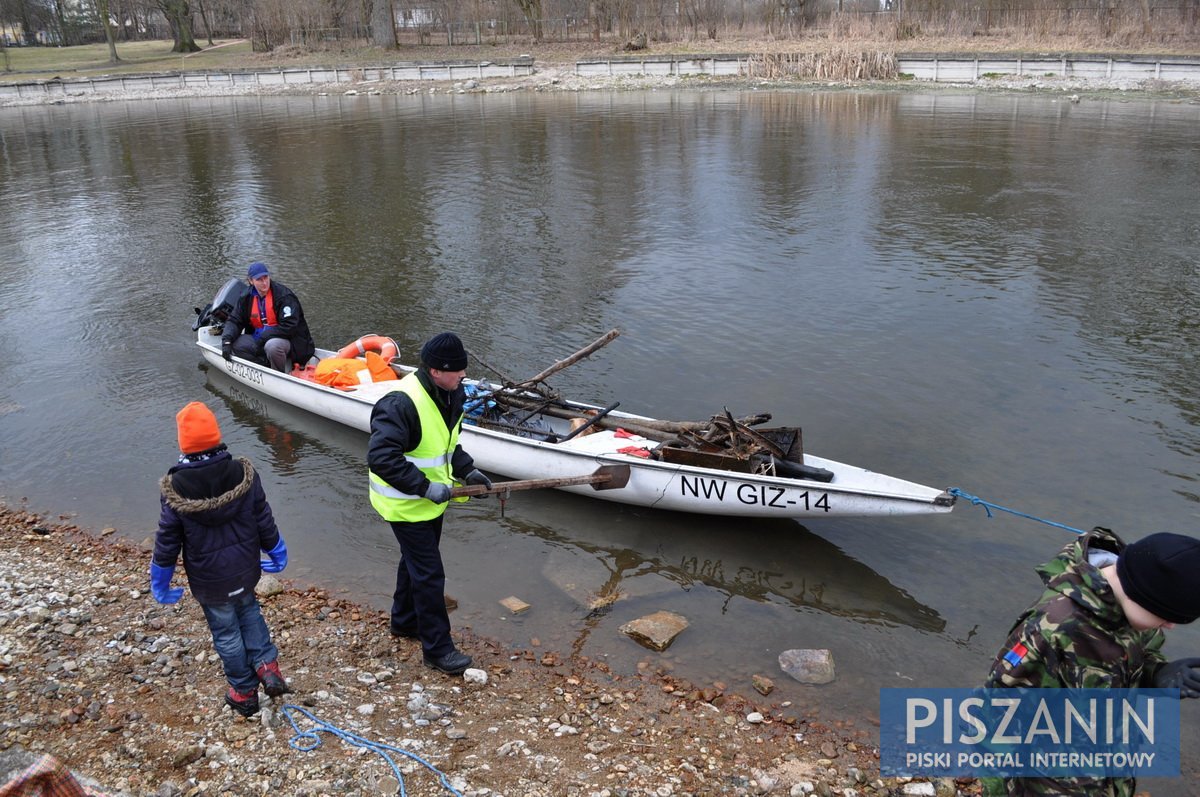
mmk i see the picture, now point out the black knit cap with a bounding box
[420,332,468,372]
[1116,532,1200,624]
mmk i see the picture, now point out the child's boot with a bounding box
[225,687,260,717]
[256,660,292,698]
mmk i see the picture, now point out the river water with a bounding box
[2,89,1199,790]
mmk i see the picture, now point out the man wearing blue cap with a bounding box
[221,262,315,372]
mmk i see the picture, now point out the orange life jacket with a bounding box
[313,351,398,388]
[249,291,277,330]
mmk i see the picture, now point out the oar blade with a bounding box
[591,464,631,490]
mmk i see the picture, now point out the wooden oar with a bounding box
[449,464,631,498]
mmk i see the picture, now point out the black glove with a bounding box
[424,482,451,504]
[1153,657,1200,698]
[221,340,233,362]
[465,469,493,497]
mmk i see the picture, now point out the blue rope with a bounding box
[948,488,1089,536]
[279,704,463,797]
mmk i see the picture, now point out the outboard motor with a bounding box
[193,277,248,331]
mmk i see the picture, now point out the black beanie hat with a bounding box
[1116,532,1200,624]
[420,332,468,372]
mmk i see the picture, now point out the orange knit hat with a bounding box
[176,401,222,454]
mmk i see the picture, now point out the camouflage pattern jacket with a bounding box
[981,527,1167,797]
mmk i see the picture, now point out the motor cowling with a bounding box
[193,277,248,330]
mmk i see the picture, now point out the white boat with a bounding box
[193,322,954,520]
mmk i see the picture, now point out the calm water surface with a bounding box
[2,90,1199,790]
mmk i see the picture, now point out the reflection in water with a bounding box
[497,509,945,634]
[495,507,948,672]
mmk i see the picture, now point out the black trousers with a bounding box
[388,515,453,658]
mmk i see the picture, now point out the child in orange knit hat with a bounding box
[150,401,292,717]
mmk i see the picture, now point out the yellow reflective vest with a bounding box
[368,373,467,522]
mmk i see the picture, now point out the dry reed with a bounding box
[743,48,899,81]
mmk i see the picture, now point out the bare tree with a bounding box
[0,0,35,45]
[96,0,122,61]
[588,0,603,41]
[371,0,396,46]
[52,0,68,43]
[194,0,214,44]
[156,0,200,50]
[511,0,542,41]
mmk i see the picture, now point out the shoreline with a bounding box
[2,57,1198,108]
[0,501,957,797]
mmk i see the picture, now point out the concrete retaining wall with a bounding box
[574,53,1200,84]
[0,59,535,99]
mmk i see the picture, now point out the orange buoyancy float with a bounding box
[336,334,399,361]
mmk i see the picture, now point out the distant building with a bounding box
[397,6,436,28]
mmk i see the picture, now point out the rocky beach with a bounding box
[0,502,969,797]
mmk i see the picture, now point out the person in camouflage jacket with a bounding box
[982,526,1200,797]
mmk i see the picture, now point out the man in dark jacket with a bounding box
[151,401,292,717]
[367,332,492,676]
[221,261,315,372]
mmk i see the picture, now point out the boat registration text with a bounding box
[225,360,265,385]
[680,475,830,512]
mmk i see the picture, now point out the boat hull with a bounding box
[196,327,954,519]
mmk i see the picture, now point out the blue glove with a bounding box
[260,537,288,573]
[424,482,451,504]
[149,563,184,604]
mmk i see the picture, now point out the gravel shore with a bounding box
[0,503,970,797]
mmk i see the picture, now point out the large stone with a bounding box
[499,595,530,614]
[255,574,284,597]
[619,611,688,651]
[778,649,835,684]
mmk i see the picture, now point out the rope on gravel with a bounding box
[280,704,463,797]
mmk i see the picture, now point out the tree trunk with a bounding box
[512,0,544,42]
[195,0,215,45]
[53,0,70,45]
[96,0,122,63]
[371,0,397,48]
[157,0,202,53]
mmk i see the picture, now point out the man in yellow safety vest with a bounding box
[367,332,492,675]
